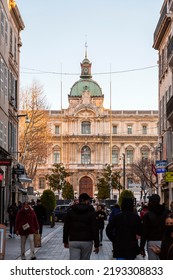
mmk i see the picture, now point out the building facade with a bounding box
[32,52,159,202]
[0,0,24,223]
[153,0,173,206]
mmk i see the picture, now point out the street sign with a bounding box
[156,160,167,173]
[166,172,173,182]
[129,183,141,187]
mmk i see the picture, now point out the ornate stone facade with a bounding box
[33,53,159,201]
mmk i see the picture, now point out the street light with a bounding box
[122,153,126,190]
[17,114,30,123]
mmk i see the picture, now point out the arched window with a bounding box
[81,121,91,134]
[81,146,91,164]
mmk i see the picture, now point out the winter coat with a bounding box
[15,206,39,236]
[63,203,99,248]
[96,210,107,229]
[140,204,169,250]
[106,210,142,259]
[159,235,173,260]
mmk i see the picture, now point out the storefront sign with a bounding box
[166,172,173,182]
[0,159,12,166]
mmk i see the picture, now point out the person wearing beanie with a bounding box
[140,194,170,260]
[63,192,99,260]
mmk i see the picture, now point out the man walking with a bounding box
[106,197,142,260]
[140,194,169,260]
[63,193,99,260]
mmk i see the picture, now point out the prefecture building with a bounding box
[32,51,159,202]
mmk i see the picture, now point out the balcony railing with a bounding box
[166,95,173,124]
[153,3,171,49]
[167,36,173,66]
[169,0,173,12]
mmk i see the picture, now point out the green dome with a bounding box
[70,79,102,97]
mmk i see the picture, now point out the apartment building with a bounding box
[153,0,173,206]
[0,0,24,223]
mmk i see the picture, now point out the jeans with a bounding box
[69,241,93,260]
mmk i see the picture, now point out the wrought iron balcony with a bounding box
[153,3,171,50]
[169,0,173,12]
[166,95,173,124]
[167,36,173,67]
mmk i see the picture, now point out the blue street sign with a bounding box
[156,160,167,174]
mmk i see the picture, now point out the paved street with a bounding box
[4,221,145,260]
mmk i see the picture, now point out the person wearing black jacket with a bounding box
[106,197,142,260]
[140,194,169,260]
[96,204,107,246]
[63,193,99,260]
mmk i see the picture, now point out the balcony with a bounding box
[153,3,171,50]
[169,0,173,12]
[166,95,173,124]
[167,36,173,67]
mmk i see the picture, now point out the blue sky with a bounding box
[16,0,163,110]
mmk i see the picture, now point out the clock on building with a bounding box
[84,68,88,74]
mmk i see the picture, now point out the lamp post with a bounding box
[122,153,125,190]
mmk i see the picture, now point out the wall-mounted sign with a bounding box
[0,159,12,166]
[156,160,167,173]
[166,172,173,182]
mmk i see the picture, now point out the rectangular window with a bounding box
[4,125,7,150]
[55,125,59,134]
[54,151,60,163]
[81,122,91,134]
[142,125,147,135]
[0,122,3,147]
[1,10,4,37]
[112,126,117,134]
[10,27,13,54]
[127,150,133,164]
[112,150,118,164]
[5,20,8,45]
[14,36,17,61]
[127,125,132,134]
[0,59,4,98]
[39,178,45,189]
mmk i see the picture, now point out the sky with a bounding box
[16,0,164,111]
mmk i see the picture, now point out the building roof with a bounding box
[70,78,102,97]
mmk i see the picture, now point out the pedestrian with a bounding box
[106,197,142,260]
[34,199,46,236]
[63,192,99,260]
[15,201,39,260]
[140,204,148,220]
[96,204,107,246]
[140,194,169,260]
[150,213,173,259]
[108,203,121,222]
[7,202,18,238]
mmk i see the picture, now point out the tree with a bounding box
[62,181,74,199]
[46,163,71,197]
[97,164,123,199]
[41,189,56,226]
[118,189,134,208]
[129,158,158,201]
[18,81,52,179]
